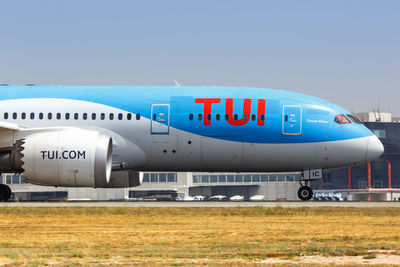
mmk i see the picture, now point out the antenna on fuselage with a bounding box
[174,80,181,87]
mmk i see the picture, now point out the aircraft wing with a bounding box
[0,121,27,148]
[0,121,25,131]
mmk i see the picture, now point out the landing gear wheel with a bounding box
[0,184,12,202]
[298,186,313,201]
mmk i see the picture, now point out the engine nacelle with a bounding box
[20,129,112,187]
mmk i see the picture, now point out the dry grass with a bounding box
[0,206,399,266]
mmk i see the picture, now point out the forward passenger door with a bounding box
[151,104,170,134]
[282,105,302,136]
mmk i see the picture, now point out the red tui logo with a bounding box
[195,98,265,126]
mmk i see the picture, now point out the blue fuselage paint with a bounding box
[0,85,373,143]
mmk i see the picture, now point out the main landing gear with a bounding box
[297,179,313,201]
[0,184,11,202]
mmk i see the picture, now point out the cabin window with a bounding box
[56,113,61,120]
[3,113,8,120]
[234,114,238,121]
[260,114,265,121]
[118,113,123,120]
[21,113,26,120]
[251,114,256,121]
[12,112,17,119]
[189,114,193,120]
[30,113,34,120]
[109,113,114,120]
[216,114,220,121]
[225,114,229,121]
[207,114,211,121]
[74,113,79,120]
[334,114,350,124]
[65,113,70,120]
[198,114,202,120]
[136,113,141,120]
[83,113,88,120]
[92,113,96,120]
[101,113,105,120]
[243,114,247,121]
[39,113,43,120]
[48,113,52,120]
[127,113,132,120]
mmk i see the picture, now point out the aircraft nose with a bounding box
[367,135,384,161]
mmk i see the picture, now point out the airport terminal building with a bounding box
[2,111,399,201]
[3,171,301,201]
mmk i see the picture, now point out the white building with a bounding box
[353,111,392,122]
[1,172,301,201]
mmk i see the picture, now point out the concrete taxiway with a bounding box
[2,201,400,208]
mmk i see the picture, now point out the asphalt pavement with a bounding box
[2,201,400,207]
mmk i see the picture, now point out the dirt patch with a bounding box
[260,254,400,265]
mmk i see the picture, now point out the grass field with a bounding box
[0,206,399,266]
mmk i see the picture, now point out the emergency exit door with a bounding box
[151,104,170,134]
[282,105,302,135]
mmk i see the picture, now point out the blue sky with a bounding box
[0,1,399,114]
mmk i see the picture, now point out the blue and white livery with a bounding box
[0,85,384,200]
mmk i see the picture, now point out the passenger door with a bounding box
[151,104,170,134]
[282,105,302,135]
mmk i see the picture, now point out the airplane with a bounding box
[0,85,384,201]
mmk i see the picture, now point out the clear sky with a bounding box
[0,1,399,115]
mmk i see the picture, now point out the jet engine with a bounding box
[9,129,113,187]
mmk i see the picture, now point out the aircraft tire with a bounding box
[298,186,313,201]
[0,184,11,202]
